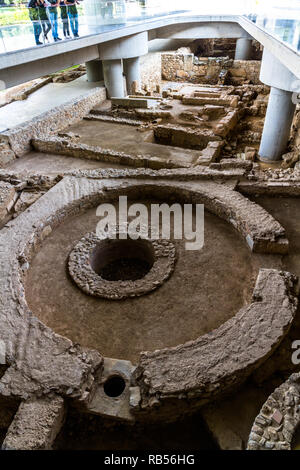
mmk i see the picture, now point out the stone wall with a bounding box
[229,61,262,86]
[291,108,300,148]
[0,86,107,159]
[140,53,162,92]
[133,269,297,419]
[194,38,237,59]
[248,373,300,450]
[161,52,261,86]
[281,106,300,171]
[32,135,191,170]
[193,38,262,60]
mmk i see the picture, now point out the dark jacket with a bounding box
[27,0,38,7]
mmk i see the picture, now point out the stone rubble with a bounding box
[248,373,300,450]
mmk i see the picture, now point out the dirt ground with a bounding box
[68,119,199,165]
[53,408,219,450]
[6,151,124,174]
[25,199,275,363]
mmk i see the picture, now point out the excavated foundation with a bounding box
[0,70,299,450]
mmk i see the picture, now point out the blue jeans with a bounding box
[28,8,42,44]
[49,11,58,39]
[33,21,42,44]
[68,12,78,36]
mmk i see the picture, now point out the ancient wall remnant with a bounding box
[140,53,162,92]
[0,174,293,413]
[0,87,107,158]
[133,269,298,416]
[248,373,300,450]
[3,396,66,450]
[0,48,300,449]
[161,53,261,86]
[193,38,262,60]
[68,231,176,299]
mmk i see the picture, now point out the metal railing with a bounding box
[246,1,300,53]
[0,0,299,54]
[0,0,187,52]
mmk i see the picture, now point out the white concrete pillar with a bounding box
[123,57,141,94]
[86,59,104,82]
[258,48,298,161]
[259,87,296,161]
[102,59,125,98]
[234,38,252,60]
[99,32,148,98]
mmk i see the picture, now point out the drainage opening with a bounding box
[90,238,155,281]
[103,375,126,398]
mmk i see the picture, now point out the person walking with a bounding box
[38,0,52,42]
[100,0,106,20]
[107,1,113,19]
[60,0,71,38]
[64,0,79,38]
[27,0,43,45]
[48,0,62,41]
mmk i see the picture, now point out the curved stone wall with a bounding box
[133,269,298,413]
[248,373,300,450]
[68,231,176,300]
[0,173,296,426]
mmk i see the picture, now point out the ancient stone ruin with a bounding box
[0,39,299,451]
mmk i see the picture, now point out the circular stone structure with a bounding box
[68,230,176,299]
[0,174,297,434]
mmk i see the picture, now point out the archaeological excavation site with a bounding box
[0,3,300,454]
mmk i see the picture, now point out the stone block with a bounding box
[2,396,65,450]
[112,97,149,109]
[0,181,16,222]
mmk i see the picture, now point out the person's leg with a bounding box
[65,16,70,36]
[68,13,78,36]
[41,20,46,36]
[33,21,42,44]
[74,13,78,35]
[53,11,58,39]
[46,20,51,37]
[68,12,74,35]
[49,12,57,39]
[29,8,41,45]
[41,9,51,38]
[41,20,49,39]
[62,19,67,37]
[50,11,59,39]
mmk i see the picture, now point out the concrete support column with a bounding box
[102,59,125,98]
[258,48,299,161]
[123,56,141,94]
[99,32,148,97]
[234,38,252,60]
[85,59,104,82]
[259,87,296,161]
